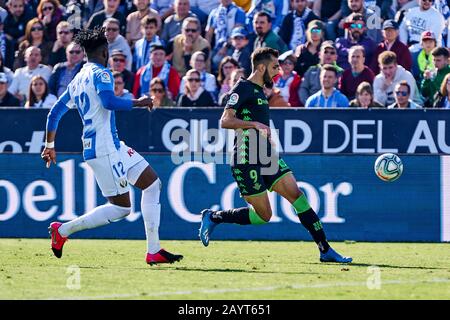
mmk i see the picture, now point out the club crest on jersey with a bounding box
[228,93,239,105]
[100,71,111,83]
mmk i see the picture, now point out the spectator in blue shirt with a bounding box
[305,64,349,108]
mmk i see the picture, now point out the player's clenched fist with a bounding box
[41,148,56,168]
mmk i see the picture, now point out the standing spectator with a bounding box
[133,16,164,72]
[246,0,289,33]
[411,31,437,87]
[294,20,324,78]
[373,50,421,107]
[253,11,288,54]
[103,18,133,71]
[273,50,301,107]
[229,26,252,77]
[24,75,57,108]
[0,72,20,107]
[279,0,319,50]
[48,42,85,97]
[421,46,450,107]
[388,80,422,108]
[216,56,239,103]
[4,0,35,45]
[109,49,135,93]
[133,44,181,99]
[176,69,216,106]
[126,0,161,48]
[150,77,176,107]
[113,71,134,99]
[9,46,52,103]
[370,19,412,75]
[205,0,246,72]
[14,18,53,69]
[299,41,343,106]
[305,64,349,108]
[179,51,217,99]
[87,0,127,36]
[335,13,376,70]
[432,73,450,108]
[37,0,63,41]
[399,0,445,52]
[168,17,210,77]
[0,18,15,71]
[339,45,375,100]
[312,0,342,40]
[349,81,384,108]
[49,22,75,66]
[161,0,197,44]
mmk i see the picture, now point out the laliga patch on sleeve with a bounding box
[100,71,112,83]
[228,93,239,105]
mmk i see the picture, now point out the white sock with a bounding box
[141,179,161,254]
[59,203,130,237]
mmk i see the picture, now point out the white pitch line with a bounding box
[45,278,450,300]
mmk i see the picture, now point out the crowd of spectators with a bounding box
[0,0,450,109]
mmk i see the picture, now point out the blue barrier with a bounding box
[1,153,448,242]
[1,108,450,155]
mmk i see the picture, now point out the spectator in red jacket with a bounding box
[133,44,181,99]
[273,50,302,107]
[339,45,374,100]
[370,20,412,75]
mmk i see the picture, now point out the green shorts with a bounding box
[231,158,292,197]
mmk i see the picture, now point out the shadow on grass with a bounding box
[304,262,449,270]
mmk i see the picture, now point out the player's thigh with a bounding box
[243,192,272,222]
[120,143,159,190]
[231,165,267,198]
[271,172,302,204]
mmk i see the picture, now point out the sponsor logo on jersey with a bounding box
[119,179,128,188]
[228,93,239,105]
[127,148,135,157]
[83,138,92,149]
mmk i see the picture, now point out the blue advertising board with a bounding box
[1,154,448,242]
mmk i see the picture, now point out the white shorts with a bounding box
[86,142,149,197]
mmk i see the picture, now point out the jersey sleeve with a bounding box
[224,83,247,112]
[93,68,114,94]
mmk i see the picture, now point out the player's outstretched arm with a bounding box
[99,91,153,111]
[220,109,271,139]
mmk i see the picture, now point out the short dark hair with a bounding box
[254,11,272,23]
[141,16,158,27]
[74,27,108,55]
[112,71,124,81]
[432,47,450,58]
[251,47,279,71]
[321,64,338,77]
[396,80,410,94]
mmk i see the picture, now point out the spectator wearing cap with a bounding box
[388,81,422,109]
[167,17,210,77]
[49,21,74,66]
[335,13,376,70]
[299,41,343,106]
[228,26,252,77]
[411,31,437,86]
[369,19,412,75]
[133,44,181,99]
[279,0,319,50]
[0,15,15,70]
[373,51,422,107]
[4,0,35,45]
[0,72,20,107]
[126,0,161,48]
[48,42,85,97]
[273,50,301,107]
[133,16,164,72]
[87,0,127,36]
[113,71,134,100]
[399,0,445,52]
[421,46,450,107]
[205,0,246,73]
[104,18,133,71]
[161,0,198,44]
[305,64,349,108]
[294,20,324,78]
[339,45,374,100]
[253,11,289,54]
[246,0,290,34]
[109,49,135,93]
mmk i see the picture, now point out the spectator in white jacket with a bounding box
[399,0,446,52]
[373,51,422,107]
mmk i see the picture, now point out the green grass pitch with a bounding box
[1,239,449,300]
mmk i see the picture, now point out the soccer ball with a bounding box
[374,153,403,182]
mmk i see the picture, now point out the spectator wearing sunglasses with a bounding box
[48,42,85,97]
[294,20,324,78]
[49,21,74,66]
[335,13,376,70]
[176,69,216,107]
[109,49,135,94]
[37,0,63,42]
[149,77,175,107]
[388,81,422,109]
[104,18,133,71]
[228,27,252,77]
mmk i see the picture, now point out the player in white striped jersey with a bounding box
[41,28,183,265]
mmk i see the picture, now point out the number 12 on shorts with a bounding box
[112,161,125,177]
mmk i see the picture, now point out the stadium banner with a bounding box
[0,153,446,242]
[1,108,450,155]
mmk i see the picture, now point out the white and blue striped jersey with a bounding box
[65,63,120,160]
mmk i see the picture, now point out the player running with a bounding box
[199,47,352,263]
[41,28,182,265]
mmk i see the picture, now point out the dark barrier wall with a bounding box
[1,154,449,242]
[1,108,450,154]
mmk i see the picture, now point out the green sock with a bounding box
[292,194,311,214]
[249,208,267,225]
